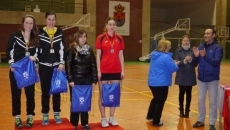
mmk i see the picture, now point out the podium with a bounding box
[15,118,125,130]
[15,118,73,130]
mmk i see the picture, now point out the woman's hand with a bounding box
[121,71,125,80]
[29,56,36,61]
[10,67,15,72]
[57,64,65,71]
[69,82,74,87]
[98,72,101,81]
[175,60,181,65]
[185,55,192,61]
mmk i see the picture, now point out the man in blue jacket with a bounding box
[192,28,223,130]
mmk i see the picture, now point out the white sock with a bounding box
[54,112,59,115]
[15,115,20,118]
[27,115,33,118]
[43,113,48,116]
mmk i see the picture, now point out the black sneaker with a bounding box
[82,124,90,130]
[209,125,216,130]
[193,121,204,128]
[25,117,33,128]
[15,118,23,129]
[153,121,163,126]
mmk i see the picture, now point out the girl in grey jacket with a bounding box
[174,35,198,118]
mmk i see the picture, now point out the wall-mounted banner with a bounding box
[109,1,130,36]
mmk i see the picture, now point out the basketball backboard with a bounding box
[218,27,229,37]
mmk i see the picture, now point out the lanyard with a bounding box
[25,41,29,52]
[105,33,115,49]
[50,37,54,49]
[22,32,30,52]
[46,28,55,49]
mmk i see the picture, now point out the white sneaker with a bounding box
[108,117,118,126]
[101,118,109,127]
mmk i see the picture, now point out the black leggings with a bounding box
[147,86,168,124]
[10,70,35,116]
[179,85,192,111]
[39,65,61,113]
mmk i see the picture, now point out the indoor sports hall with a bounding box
[0,0,229,130]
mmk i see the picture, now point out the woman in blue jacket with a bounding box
[146,39,180,126]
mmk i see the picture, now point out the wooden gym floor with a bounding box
[0,61,229,130]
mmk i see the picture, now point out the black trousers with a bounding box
[179,85,192,111]
[39,65,61,113]
[9,70,35,116]
[69,77,92,126]
[147,86,168,124]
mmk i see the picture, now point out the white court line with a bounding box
[125,76,230,81]
[220,76,230,79]
[89,91,151,93]
[125,79,147,81]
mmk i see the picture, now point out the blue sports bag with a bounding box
[101,83,120,107]
[71,85,92,112]
[11,56,39,89]
[49,68,68,94]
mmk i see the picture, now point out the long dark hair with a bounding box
[69,30,87,49]
[21,15,39,47]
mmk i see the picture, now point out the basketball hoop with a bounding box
[153,18,190,40]
[218,27,229,37]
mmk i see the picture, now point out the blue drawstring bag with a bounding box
[71,85,92,112]
[101,83,120,107]
[11,56,39,89]
[49,68,67,94]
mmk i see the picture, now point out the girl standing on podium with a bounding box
[66,30,98,130]
[6,15,39,129]
[38,10,66,125]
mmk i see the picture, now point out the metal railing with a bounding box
[0,0,84,14]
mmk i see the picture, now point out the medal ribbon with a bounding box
[105,33,115,49]
[46,28,55,49]
[22,32,29,52]
[25,41,29,52]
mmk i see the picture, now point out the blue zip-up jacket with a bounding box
[148,51,179,87]
[197,40,223,82]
